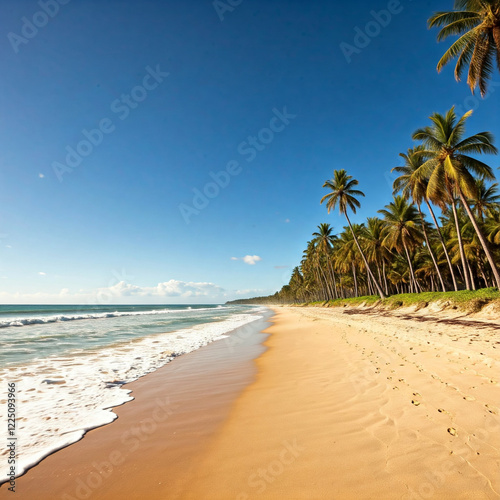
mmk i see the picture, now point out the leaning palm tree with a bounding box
[378,196,424,294]
[392,147,449,291]
[321,170,386,298]
[412,107,500,289]
[428,1,500,96]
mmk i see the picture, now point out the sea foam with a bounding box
[0,311,264,483]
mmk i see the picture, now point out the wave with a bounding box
[0,311,265,484]
[0,306,227,329]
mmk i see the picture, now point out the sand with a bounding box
[0,317,268,500]
[2,306,499,499]
[182,306,500,499]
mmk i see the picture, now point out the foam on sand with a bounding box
[0,312,263,483]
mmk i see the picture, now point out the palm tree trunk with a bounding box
[425,199,458,291]
[403,241,418,293]
[327,258,338,299]
[450,197,471,290]
[382,260,389,295]
[352,262,358,297]
[458,189,500,289]
[318,260,333,299]
[417,205,446,292]
[367,272,374,296]
[466,256,476,291]
[319,264,332,300]
[314,266,327,300]
[344,212,386,298]
[478,256,490,288]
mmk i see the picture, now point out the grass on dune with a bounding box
[306,288,500,313]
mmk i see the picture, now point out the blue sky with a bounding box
[0,0,499,304]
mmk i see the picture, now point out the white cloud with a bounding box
[39,173,45,178]
[5,245,11,249]
[38,272,46,276]
[0,279,227,305]
[242,255,261,265]
[231,255,262,265]
[285,218,290,223]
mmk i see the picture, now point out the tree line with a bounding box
[231,2,500,305]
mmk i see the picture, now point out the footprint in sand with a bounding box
[463,395,475,401]
[485,404,498,414]
[412,400,421,406]
[447,427,457,436]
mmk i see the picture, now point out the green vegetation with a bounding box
[321,288,500,310]
[229,289,500,315]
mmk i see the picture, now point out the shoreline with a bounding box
[3,306,499,499]
[0,313,272,499]
[0,307,269,487]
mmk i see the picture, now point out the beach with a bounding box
[3,305,500,499]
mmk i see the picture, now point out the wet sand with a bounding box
[3,306,499,499]
[0,316,269,500]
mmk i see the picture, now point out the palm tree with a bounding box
[412,107,500,289]
[336,228,359,297]
[428,1,500,96]
[321,170,386,298]
[472,179,500,220]
[392,147,449,291]
[303,241,329,301]
[363,217,392,295]
[312,223,338,299]
[378,196,424,293]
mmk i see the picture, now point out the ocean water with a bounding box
[0,304,267,483]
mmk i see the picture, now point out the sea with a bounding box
[0,303,267,483]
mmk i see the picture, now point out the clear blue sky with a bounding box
[1,0,499,304]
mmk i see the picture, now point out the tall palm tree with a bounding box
[428,1,500,96]
[392,147,449,291]
[412,106,500,289]
[378,196,424,293]
[321,170,386,298]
